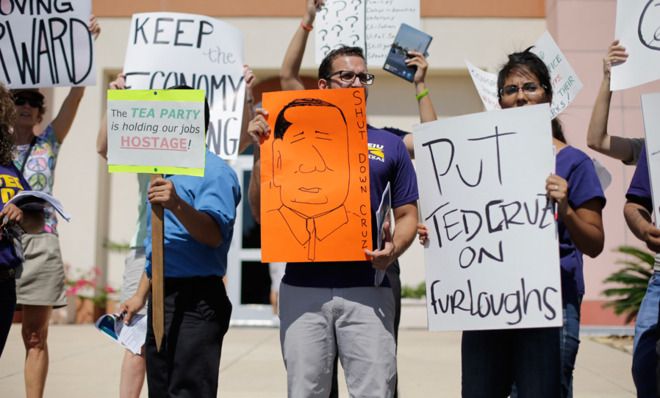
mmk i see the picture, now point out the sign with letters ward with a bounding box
[413,104,562,331]
[106,89,206,176]
[0,0,96,88]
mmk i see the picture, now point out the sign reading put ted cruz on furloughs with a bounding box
[413,104,562,331]
[0,0,96,88]
[123,12,245,160]
[106,89,206,177]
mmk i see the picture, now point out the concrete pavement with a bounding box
[0,323,635,397]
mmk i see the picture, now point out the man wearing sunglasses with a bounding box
[246,1,436,397]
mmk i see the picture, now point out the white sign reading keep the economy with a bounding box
[0,0,96,88]
[123,12,245,159]
[641,93,660,225]
[413,104,562,331]
[466,31,582,118]
[315,0,420,66]
[612,0,660,91]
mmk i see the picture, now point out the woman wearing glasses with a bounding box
[461,49,605,398]
[10,17,100,398]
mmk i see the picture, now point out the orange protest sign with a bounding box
[261,88,372,262]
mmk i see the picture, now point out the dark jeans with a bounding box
[560,300,581,398]
[146,276,232,398]
[0,276,16,357]
[462,327,561,398]
[329,261,401,398]
[633,272,660,398]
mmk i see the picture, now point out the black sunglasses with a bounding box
[14,97,43,108]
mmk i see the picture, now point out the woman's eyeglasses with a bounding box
[500,82,545,97]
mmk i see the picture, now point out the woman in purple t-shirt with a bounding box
[460,49,606,398]
[0,82,30,357]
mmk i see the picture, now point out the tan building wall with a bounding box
[49,3,568,321]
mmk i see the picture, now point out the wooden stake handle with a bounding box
[150,175,165,352]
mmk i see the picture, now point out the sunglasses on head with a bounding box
[14,97,43,108]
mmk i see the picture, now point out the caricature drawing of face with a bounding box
[273,99,350,218]
[639,0,660,50]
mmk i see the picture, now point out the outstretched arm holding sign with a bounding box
[586,41,643,164]
[52,16,101,143]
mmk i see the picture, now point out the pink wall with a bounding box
[547,0,660,325]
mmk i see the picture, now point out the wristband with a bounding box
[416,88,429,101]
[301,21,313,32]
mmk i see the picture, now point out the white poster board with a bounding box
[466,31,582,118]
[123,12,245,159]
[612,0,660,91]
[0,0,96,88]
[106,89,206,177]
[465,61,500,111]
[641,93,660,225]
[413,104,562,331]
[533,31,583,118]
[315,0,420,66]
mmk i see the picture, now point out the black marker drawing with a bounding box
[638,0,660,50]
[269,98,351,261]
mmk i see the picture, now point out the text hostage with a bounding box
[120,136,192,151]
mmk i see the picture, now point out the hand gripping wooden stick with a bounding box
[150,175,165,352]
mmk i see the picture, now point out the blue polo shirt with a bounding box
[556,146,606,306]
[282,125,419,288]
[145,151,241,278]
[0,163,30,269]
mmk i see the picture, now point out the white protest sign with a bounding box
[465,61,500,111]
[315,0,420,66]
[106,89,206,177]
[0,0,96,88]
[123,12,245,159]
[611,0,660,90]
[641,93,660,225]
[413,104,562,331]
[532,31,583,118]
[466,31,582,118]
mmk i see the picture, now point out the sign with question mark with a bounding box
[315,0,420,65]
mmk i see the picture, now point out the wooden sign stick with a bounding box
[150,174,165,352]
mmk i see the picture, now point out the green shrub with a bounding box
[401,281,426,299]
[602,246,654,324]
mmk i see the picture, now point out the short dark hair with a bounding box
[497,47,566,143]
[274,98,347,140]
[318,46,366,80]
[167,85,210,132]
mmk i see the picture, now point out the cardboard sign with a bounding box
[466,31,582,118]
[260,88,372,262]
[123,12,245,159]
[315,0,420,66]
[413,104,562,331]
[465,60,500,111]
[0,0,96,88]
[641,93,660,225]
[106,89,206,176]
[612,0,660,90]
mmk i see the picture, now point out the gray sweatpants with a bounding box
[279,283,397,398]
